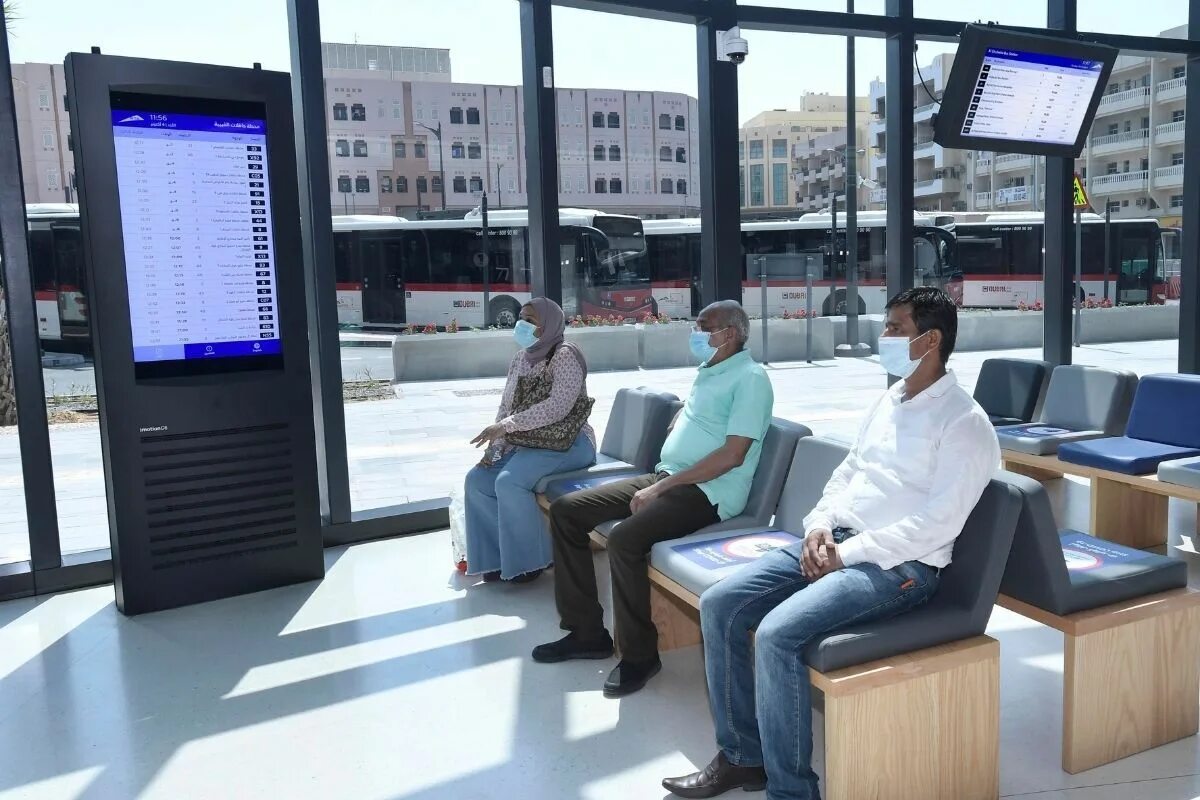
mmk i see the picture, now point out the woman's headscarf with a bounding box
[522,297,586,378]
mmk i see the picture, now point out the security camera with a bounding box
[717,27,749,65]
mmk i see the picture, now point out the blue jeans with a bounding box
[699,542,940,800]
[464,434,595,580]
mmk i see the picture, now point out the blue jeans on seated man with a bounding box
[698,535,940,800]
[464,433,595,580]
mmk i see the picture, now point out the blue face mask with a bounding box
[689,327,729,363]
[513,319,539,350]
[878,330,930,379]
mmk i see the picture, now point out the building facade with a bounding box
[11,63,73,205]
[738,96,868,214]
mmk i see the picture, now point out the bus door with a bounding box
[559,227,581,318]
[359,232,408,327]
[28,225,61,340]
[915,228,956,297]
[49,222,89,342]
[1113,225,1153,305]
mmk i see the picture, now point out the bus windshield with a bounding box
[592,216,646,258]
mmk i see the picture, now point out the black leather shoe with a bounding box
[662,752,767,798]
[531,631,614,663]
[506,568,543,584]
[602,656,662,697]
[481,571,501,583]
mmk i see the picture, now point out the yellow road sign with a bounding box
[1072,174,1090,210]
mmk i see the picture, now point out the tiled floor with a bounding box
[0,497,1198,800]
[0,337,1184,564]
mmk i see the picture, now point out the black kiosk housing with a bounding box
[65,53,323,615]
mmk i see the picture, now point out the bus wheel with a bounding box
[490,297,521,328]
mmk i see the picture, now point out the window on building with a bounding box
[595,178,608,194]
[468,143,481,159]
[1124,120,1132,132]
[466,107,480,125]
[397,176,409,193]
[1173,152,1185,166]
[451,142,465,159]
[659,113,671,130]
[415,142,427,159]
[1142,116,1150,130]
[417,176,428,193]
[607,112,620,128]
[772,163,787,206]
[738,141,745,160]
[431,176,443,192]
[453,176,467,193]
[470,176,483,192]
[609,145,621,162]
[449,107,464,124]
[1174,66,1187,80]
[42,131,54,148]
[393,101,402,119]
[593,144,606,162]
[1174,110,1187,123]
[351,103,366,122]
[431,107,439,120]
[610,178,623,194]
[1123,160,1131,172]
[37,90,50,110]
[377,103,385,119]
[333,103,348,121]
[1107,200,1121,213]
[505,104,514,123]
[336,139,350,157]
[1141,158,1149,171]
[676,147,687,163]
[645,177,654,191]
[677,179,687,195]
[675,115,686,131]
[750,164,765,205]
[749,140,763,160]
[592,111,604,128]
[659,146,672,162]
[661,177,674,194]
[337,175,352,193]
[739,166,746,205]
[355,176,370,193]
[395,141,407,158]
[1106,162,1118,175]
[381,176,393,193]
[772,139,788,158]
[1107,123,1119,136]
[1171,194,1184,209]
[353,140,368,157]
[1121,200,1129,207]
[46,168,59,190]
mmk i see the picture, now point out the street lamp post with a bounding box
[416,121,447,212]
[826,145,873,358]
[496,163,504,209]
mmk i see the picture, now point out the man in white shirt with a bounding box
[663,287,999,800]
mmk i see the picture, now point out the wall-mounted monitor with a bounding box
[110,92,283,379]
[934,24,1118,158]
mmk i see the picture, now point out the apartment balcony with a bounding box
[870,187,888,204]
[1087,170,1149,194]
[1156,76,1187,103]
[1095,86,1150,116]
[1091,129,1149,156]
[1155,120,1186,145]
[914,177,962,197]
[975,191,992,208]
[975,155,993,170]
[913,101,937,122]
[1154,163,1184,188]
[914,138,937,159]
[994,185,1032,205]
[995,153,1034,172]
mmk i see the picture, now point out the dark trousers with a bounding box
[548,473,719,662]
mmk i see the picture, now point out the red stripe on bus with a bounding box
[959,273,1116,281]
[738,279,887,288]
[336,282,362,291]
[34,291,56,301]
[407,283,532,292]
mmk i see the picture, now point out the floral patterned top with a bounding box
[486,345,596,461]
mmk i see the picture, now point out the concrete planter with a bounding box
[955,310,1043,352]
[639,322,695,369]
[748,317,835,362]
[1079,303,1179,343]
[392,329,521,382]
[563,325,640,372]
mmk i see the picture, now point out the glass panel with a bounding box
[912,1,1044,27]
[749,1,888,13]
[1079,5,1186,39]
[321,1,525,512]
[0,258,30,565]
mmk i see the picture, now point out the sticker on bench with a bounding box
[546,474,633,496]
[672,531,800,570]
[1060,532,1149,572]
[1002,424,1073,438]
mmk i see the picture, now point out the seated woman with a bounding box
[464,298,596,584]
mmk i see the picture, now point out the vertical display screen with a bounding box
[110,92,282,377]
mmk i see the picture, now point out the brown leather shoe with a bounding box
[662,751,767,798]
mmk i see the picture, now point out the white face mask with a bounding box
[878,330,931,379]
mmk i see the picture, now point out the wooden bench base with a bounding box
[998,589,1200,773]
[1000,451,1200,550]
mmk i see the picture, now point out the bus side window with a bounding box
[333,231,360,286]
[400,231,430,285]
[28,228,55,292]
[51,225,84,293]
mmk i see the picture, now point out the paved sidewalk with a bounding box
[0,338,1183,564]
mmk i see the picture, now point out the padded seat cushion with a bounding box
[650,528,801,598]
[540,466,643,503]
[996,423,1105,456]
[1056,531,1187,615]
[534,454,637,494]
[1057,436,1200,475]
[1158,456,1200,490]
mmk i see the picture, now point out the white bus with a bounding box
[27,204,87,345]
[642,212,956,318]
[944,212,1168,307]
[332,208,650,328]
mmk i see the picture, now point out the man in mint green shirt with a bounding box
[533,301,775,698]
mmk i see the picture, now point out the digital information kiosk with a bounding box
[65,53,323,615]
